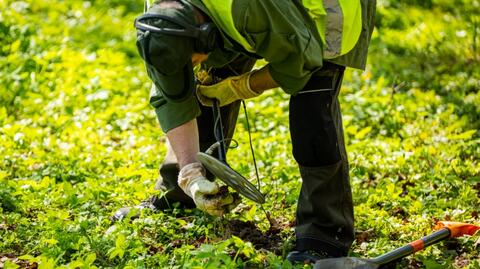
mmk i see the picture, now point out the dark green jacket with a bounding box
[191,0,376,94]
[152,0,376,132]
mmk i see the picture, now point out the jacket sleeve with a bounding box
[237,0,324,94]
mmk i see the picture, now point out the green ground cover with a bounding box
[1,0,479,268]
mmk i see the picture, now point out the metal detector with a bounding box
[196,100,265,204]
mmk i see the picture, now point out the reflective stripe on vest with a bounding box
[201,0,255,53]
[303,0,362,59]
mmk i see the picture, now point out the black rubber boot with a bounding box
[152,162,196,208]
[286,250,332,265]
[111,163,195,222]
[293,162,353,256]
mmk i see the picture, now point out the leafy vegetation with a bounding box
[1,0,479,268]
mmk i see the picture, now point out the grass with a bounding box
[0,0,479,268]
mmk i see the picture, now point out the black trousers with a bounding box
[290,62,353,257]
[157,58,353,256]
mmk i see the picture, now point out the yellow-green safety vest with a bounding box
[201,0,363,59]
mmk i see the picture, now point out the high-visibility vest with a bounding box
[200,0,256,53]
[201,0,363,59]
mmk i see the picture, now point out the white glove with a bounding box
[178,162,240,216]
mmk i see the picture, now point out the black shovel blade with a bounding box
[197,152,265,204]
[314,257,379,269]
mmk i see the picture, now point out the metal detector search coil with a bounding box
[197,152,265,204]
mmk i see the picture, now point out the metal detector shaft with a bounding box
[212,100,227,162]
[197,100,265,204]
[144,0,150,12]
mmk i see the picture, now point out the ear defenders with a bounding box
[134,12,218,53]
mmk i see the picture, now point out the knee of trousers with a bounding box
[156,163,180,191]
[289,90,341,167]
[157,158,216,192]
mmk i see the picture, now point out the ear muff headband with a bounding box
[135,14,202,38]
[134,13,217,53]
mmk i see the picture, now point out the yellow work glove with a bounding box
[178,162,240,216]
[196,71,261,107]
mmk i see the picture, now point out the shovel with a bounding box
[314,221,480,269]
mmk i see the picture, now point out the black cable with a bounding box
[241,87,273,227]
[210,67,272,225]
[212,106,239,150]
[213,109,221,142]
[242,101,261,191]
[205,139,238,155]
[222,65,261,188]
